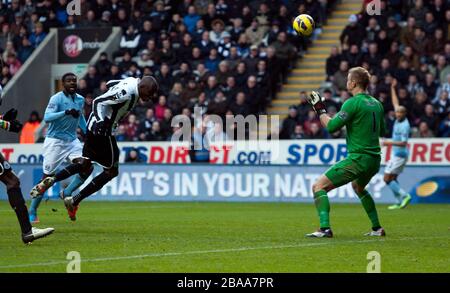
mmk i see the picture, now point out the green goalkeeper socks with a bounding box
[314,190,330,229]
[358,190,381,229]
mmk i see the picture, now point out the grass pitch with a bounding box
[0,201,449,272]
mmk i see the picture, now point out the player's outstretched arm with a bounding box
[307,91,350,132]
[0,118,22,133]
[391,78,400,110]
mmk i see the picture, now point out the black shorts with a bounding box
[0,152,12,176]
[82,131,119,169]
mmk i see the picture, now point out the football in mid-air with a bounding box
[293,14,315,37]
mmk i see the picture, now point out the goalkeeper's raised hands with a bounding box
[307,91,327,115]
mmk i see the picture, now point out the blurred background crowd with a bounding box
[1,0,449,145]
[281,0,450,139]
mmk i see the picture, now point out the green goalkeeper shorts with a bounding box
[324,153,381,188]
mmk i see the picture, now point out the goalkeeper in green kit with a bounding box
[306,67,385,238]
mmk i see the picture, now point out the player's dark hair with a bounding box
[62,72,76,82]
[349,67,370,90]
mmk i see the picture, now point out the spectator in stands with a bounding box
[280,106,299,140]
[245,18,266,47]
[421,104,439,131]
[95,52,112,79]
[147,121,166,141]
[16,0,441,143]
[98,10,112,27]
[408,0,427,28]
[438,112,450,137]
[118,25,141,57]
[229,91,250,116]
[184,5,200,34]
[123,114,139,141]
[243,75,261,114]
[160,108,174,138]
[411,92,429,126]
[271,31,297,83]
[153,94,167,121]
[125,148,142,163]
[204,48,220,73]
[326,46,341,80]
[340,14,365,47]
[168,82,184,115]
[345,44,362,69]
[209,18,226,45]
[118,51,133,72]
[365,18,380,43]
[435,74,450,101]
[81,10,98,27]
[92,80,107,98]
[406,74,424,98]
[434,90,450,119]
[307,122,328,139]
[138,108,156,141]
[19,111,41,144]
[385,17,400,44]
[400,16,416,47]
[106,64,122,81]
[410,27,427,57]
[6,52,21,75]
[290,124,306,139]
[17,36,33,63]
[230,18,244,43]
[84,66,101,93]
[426,29,446,61]
[28,22,46,48]
[160,38,177,66]
[413,121,434,138]
[332,60,349,94]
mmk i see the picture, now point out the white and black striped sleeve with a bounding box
[92,85,131,121]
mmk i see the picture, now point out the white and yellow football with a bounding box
[293,14,315,37]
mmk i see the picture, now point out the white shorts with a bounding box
[384,156,407,175]
[43,137,83,175]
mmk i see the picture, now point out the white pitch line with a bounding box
[0,236,447,270]
[0,205,192,213]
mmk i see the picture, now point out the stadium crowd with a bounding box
[1,0,336,142]
[281,0,450,139]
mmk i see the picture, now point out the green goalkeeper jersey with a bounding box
[326,92,385,156]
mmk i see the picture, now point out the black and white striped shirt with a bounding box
[87,77,140,134]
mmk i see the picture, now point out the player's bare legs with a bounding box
[351,180,385,236]
[306,175,335,238]
[0,164,54,243]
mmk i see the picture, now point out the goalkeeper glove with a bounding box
[1,108,18,121]
[307,91,327,115]
[65,109,80,118]
[5,120,23,133]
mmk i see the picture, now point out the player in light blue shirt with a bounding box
[382,79,412,210]
[45,92,86,141]
[29,73,92,223]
